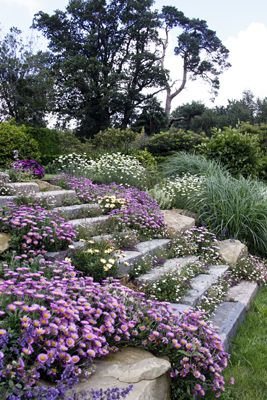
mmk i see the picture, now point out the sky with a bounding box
[0,0,267,110]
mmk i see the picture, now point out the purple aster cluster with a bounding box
[52,175,165,234]
[12,159,45,179]
[0,258,228,399]
[0,204,76,257]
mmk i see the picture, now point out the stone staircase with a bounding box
[0,180,259,352]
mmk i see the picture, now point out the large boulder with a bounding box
[162,209,195,234]
[217,239,248,265]
[0,233,11,253]
[69,347,171,400]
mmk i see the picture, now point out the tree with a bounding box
[131,97,168,135]
[160,6,231,117]
[33,0,167,137]
[0,28,53,126]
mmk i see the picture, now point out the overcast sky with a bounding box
[1,0,267,110]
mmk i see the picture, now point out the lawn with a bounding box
[222,286,267,399]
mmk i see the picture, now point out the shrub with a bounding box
[200,127,262,178]
[26,127,92,165]
[146,129,206,156]
[149,174,203,210]
[0,122,40,167]
[48,153,91,175]
[162,152,226,178]
[84,153,149,189]
[198,173,267,256]
[12,159,45,179]
[93,128,138,153]
[71,240,118,281]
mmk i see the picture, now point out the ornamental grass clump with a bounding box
[197,173,267,256]
[0,204,76,258]
[0,259,228,400]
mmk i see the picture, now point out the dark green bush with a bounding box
[26,127,91,165]
[93,128,138,153]
[200,127,262,178]
[0,122,40,167]
[146,129,206,156]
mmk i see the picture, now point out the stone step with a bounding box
[0,196,16,207]
[181,265,229,307]
[136,256,199,285]
[6,182,40,195]
[116,239,170,276]
[35,190,78,207]
[210,281,258,351]
[69,215,110,229]
[53,203,101,220]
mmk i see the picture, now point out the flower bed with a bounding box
[53,175,165,237]
[12,159,45,179]
[0,258,228,399]
[0,204,76,258]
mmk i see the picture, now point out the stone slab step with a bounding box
[225,280,258,309]
[53,203,101,220]
[170,303,192,314]
[116,239,170,276]
[45,241,85,261]
[69,215,110,229]
[210,302,246,352]
[210,281,258,351]
[0,196,16,207]
[136,256,199,285]
[181,265,229,307]
[6,182,40,195]
[35,190,78,207]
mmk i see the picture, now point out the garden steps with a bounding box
[135,256,199,285]
[6,182,40,195]
[116,239,171,276]
[0,189,78,208]
[69,215,110,229]
[53,203,101,220]
[181,264,229,307]
[210,281,258,351]
[35,189,78,207]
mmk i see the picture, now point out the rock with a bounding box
[34,180,62,192]
[217,239,248,265]
[6,182,39,195]
[35,190,77,207]
[162,210,195,234]
[0,172,10,183]
[69,348,171,400]
[0,233,11,253]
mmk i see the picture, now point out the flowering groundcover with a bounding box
[0,258,228,399]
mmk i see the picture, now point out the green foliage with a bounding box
[0,122,40,167]
[93,128,138,153]
[162,152,226,178]
[33,0,166,137]
[71,240,117,281]
[200,127,262,178]
[146,129,206,156]
[222,287,267,400]
[0,28,53,126]
[132,98,168,135]
[26,126,89,165]
[198,172,267,256]
[132,149,157,168]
